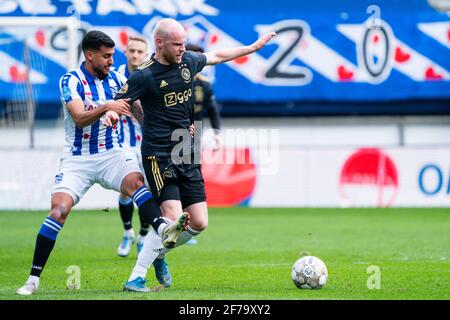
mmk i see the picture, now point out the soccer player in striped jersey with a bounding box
[115,36,150,258]
[16,30,188,296]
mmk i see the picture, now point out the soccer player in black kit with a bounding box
[116,18,276,292]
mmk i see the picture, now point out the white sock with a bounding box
[128,228,163,281]
[157,226,201,259]
[136,234,146,244]
[156,221,169,237]
[27,275,40,286]
[125,228,135,238]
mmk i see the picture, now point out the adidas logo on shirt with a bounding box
[160,80,168,88]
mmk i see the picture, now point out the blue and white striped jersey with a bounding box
[116,64,130,78]
[59,62,127,156]
[116,64,142,149]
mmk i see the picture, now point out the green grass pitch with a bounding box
[0,208,448,300]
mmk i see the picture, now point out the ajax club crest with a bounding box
[181,68,191,83]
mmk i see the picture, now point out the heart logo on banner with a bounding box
[119,31,128,48]
[35,30,45,48]
[425,67,443,80]
[209,34,219,45]
[337,65,354,81]
[9,65,26,82]
[394,47,411,63]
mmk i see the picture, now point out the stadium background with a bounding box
[0,0,449,209]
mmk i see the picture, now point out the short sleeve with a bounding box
[59,73,82,104]
[114,69,151,104]
[185,51,207,75]
[114,71,128,86]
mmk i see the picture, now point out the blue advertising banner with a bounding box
[0,0,449,114]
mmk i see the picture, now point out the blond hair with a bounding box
[127,36,148,47]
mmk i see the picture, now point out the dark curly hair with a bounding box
[81,30,115,52]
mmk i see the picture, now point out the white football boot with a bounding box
[117,229,135,257]
[17,277,39,295]
[161,213,189,248]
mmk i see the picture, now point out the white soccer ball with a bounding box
[291,256,328,289]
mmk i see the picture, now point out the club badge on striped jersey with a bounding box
[118,83,128,94]
[54,173,64,184]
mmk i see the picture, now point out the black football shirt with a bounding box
[115,51,207,157]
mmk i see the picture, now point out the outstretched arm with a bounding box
[204,32,276,66]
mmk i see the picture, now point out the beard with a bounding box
[164,51,182,65]
[93,65,109,80]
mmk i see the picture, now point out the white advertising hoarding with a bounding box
[250,147,450,207]
[0,147,449,209]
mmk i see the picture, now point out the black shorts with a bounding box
[142,155,206,209]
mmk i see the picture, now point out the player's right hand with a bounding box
[102,110,120,127]
[107,99,132,117]
[189,124,195,138]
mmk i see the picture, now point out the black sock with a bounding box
[132,186,165,233]
[30,234,56,277]
[137,199,166,232]
[119,200,134,230]
[138,208,150,236]
[30,217,63,277]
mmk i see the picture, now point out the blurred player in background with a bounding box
[115,18,275,292]
[115,36,150,257]
[186,43,222,152]
[16,30,187,296]
[184,43,222,246]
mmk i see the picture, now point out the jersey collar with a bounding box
[151,53,178,67]
[80,62,109,83]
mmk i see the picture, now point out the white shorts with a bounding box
[51,148,141,205]
[121,145,148,190]
[122,146,143,173]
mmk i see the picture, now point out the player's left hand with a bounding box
[252,32,276,51]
